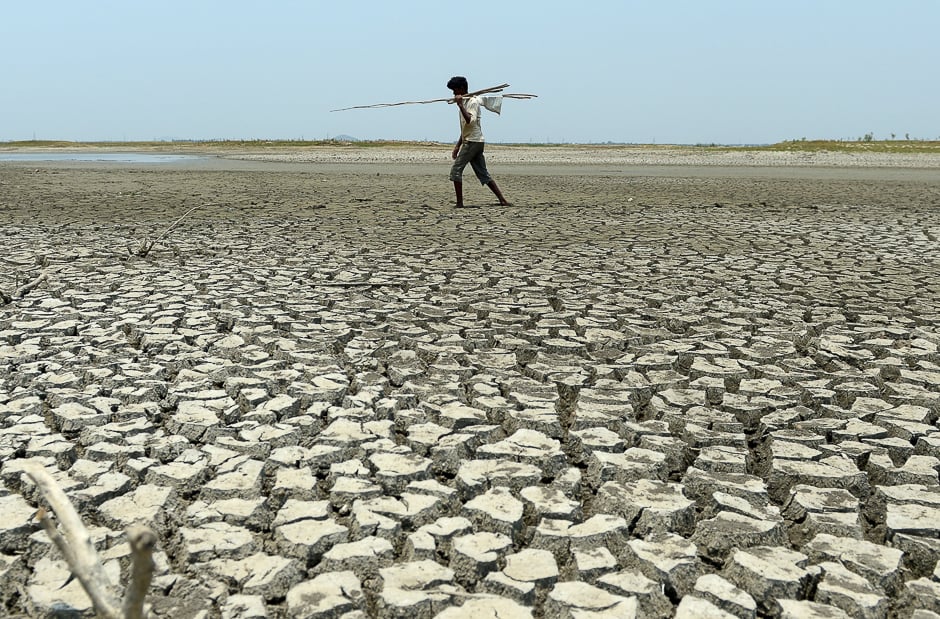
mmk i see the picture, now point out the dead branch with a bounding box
[135,204,203,257]
[24,462,157,619]
[14,269,50,297]
[122,525,157,619]
[0,267,58,305]
[34,506,81,568]
[25,462,123,619]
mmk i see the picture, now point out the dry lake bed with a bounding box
[2,145,940,617]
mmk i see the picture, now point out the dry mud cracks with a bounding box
[2,155,940,618]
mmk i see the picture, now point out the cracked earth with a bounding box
[2,152,940,618]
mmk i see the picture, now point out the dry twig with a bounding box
[25,462,122,618]
[14,269,50,297]
[0,267,58,305]
[123,526,157,619]
[134,204,204,257]
[24,462,156,619]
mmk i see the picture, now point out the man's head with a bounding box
[447,76,468,95]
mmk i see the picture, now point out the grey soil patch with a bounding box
[1,155,940,617]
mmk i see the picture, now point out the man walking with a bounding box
[447,76,510,208]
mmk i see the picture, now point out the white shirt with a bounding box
[458,95,485,142]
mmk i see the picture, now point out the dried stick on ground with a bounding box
[14,269,51,297]
[135,204,203,257]
[0,267,58,305]
[24,462,157,619]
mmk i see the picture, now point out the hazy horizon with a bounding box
[3,1,937,145]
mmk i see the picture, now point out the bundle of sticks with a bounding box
[331,83,537,112]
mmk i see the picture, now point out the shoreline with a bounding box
[3,143,940,169]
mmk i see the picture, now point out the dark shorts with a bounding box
[449,141,492,185]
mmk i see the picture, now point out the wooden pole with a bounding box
[330,83,537,112]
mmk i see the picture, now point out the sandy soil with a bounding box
[2,150,940,616]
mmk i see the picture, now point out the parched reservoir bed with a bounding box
[1,156,939,617]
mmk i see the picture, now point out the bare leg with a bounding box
[453,180,464,207]
[486,180,510,206]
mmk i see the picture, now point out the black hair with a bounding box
[447,76,468,91]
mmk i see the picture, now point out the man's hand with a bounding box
[452,144,460,160]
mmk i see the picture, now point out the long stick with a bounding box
[331,83,527,112]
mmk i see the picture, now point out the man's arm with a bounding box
[455,95,473,124]
[452,137,462,160]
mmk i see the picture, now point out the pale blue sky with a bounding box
[2,1,936,144]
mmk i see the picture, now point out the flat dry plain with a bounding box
[2,145,940,617]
